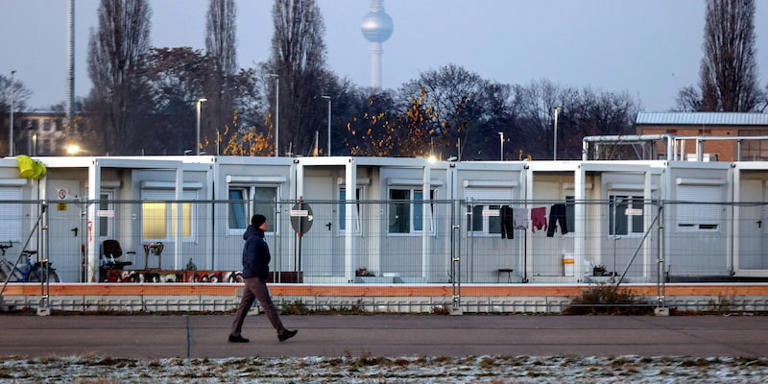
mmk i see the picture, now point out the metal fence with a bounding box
[3,198,768,312]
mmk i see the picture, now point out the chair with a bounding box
[143,242,164,270]
[497,268,515,283]
[102,240,133,269]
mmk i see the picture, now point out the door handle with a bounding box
[326,222,332,231]
[71,227,78,237]
[757,220,762,229]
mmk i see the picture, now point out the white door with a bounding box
[47,180,85,282]
[301,176,335,278]
[737,180,766,272]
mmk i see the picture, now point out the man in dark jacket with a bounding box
[229,214,297,343]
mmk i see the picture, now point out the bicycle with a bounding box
[0,241,61,283]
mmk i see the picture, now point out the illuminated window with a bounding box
[142,190,196,240]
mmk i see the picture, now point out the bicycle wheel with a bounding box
[26,269,61,283]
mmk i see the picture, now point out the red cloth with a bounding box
[530,207,548,233]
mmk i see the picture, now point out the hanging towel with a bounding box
[500,205,514,239]
[530,207,547,233]
[513,208,529,229]
[546,203,569,237]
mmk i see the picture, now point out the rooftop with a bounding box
[636,112,768,126]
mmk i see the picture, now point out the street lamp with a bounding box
[320,95,331,156]
[498,132,504,161]
[553,106,561,161]
[66,143,81,155]
[266,74,280,157]
[9,70,16,157]
[195,98,207,156]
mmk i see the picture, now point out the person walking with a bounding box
[229,214,297,343]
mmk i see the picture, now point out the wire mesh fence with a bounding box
[1,198,766,289]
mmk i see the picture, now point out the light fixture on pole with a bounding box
[553,106,561,161]
[9,70,16,157]
[321,95,331,156]
[266,74,280,157]
[195,98,207,156]
[498,132,504,161]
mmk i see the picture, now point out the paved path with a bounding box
[1,315,767,358]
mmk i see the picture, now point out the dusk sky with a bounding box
[1,0,767,111]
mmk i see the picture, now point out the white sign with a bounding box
[482,209,500,217]
[97,209,115,218]
[625,208,643,216]
[290,209,309,217]
[56,188,68,200]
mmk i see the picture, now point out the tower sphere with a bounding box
[361,10,393,43]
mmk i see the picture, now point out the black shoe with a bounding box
[228,334,249,343]
[278,329,298,342]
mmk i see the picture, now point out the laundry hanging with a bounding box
[546,203,569,237]
[500,205,514,239]
[530,207,547,233]
[513,208,529,230]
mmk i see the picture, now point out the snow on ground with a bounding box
[1,355,767,383]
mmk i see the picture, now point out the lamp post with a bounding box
[195,98,207,156]
[321,95,331,156]
[498,132,504,161]
[553,106,561,161]
[9,70,16,157]
[266,74,280,157]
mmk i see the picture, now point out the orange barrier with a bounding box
[4,284,768,297]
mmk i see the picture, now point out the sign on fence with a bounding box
[290,203,314,234]
[482,209,500,217]
[625,208,643,216]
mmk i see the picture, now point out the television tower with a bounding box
[361,0,393,90]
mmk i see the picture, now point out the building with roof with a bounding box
[636,112,768,161]
[1,110,87,156]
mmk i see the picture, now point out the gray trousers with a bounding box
[231,277,285,336]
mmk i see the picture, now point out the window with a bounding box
[466,204,501,235]
[99,191,114,238]
[227,186,278,232]
[339,188,362,232]
[43,119,51,131]
[566,196,575,233]
[676,185,722,231]
[142,190,196,241]
[388,188,436,234]
[0,187,22,242]
[55,119,63,131]
[42,139,51,154]
[608,195,644,235]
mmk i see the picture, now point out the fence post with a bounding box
[656,202,666,309]
[450,198,463,315]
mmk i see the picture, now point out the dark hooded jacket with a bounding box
[242,225,270,279]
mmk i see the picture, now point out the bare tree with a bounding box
[266,0,329,156]
[699,0,761,112]
[0,74,33,156]
[204,0,237,153]
[86,0,152,154]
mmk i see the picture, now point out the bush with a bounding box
[563,285,653,315]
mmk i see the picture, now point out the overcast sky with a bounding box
[1,0,767,111]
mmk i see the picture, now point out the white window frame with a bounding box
[141,189,198,243]
[98,189,116,239]
[387,187,437,236]
[466,203,503,237]
[226,184,280,236]
[608,193,645,238]
[0,186,23,243]
[337,186,364,236]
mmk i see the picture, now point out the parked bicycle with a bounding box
[0,241,61,283]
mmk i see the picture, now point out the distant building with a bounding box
[1,110,86,156]
[636,112,768,161]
